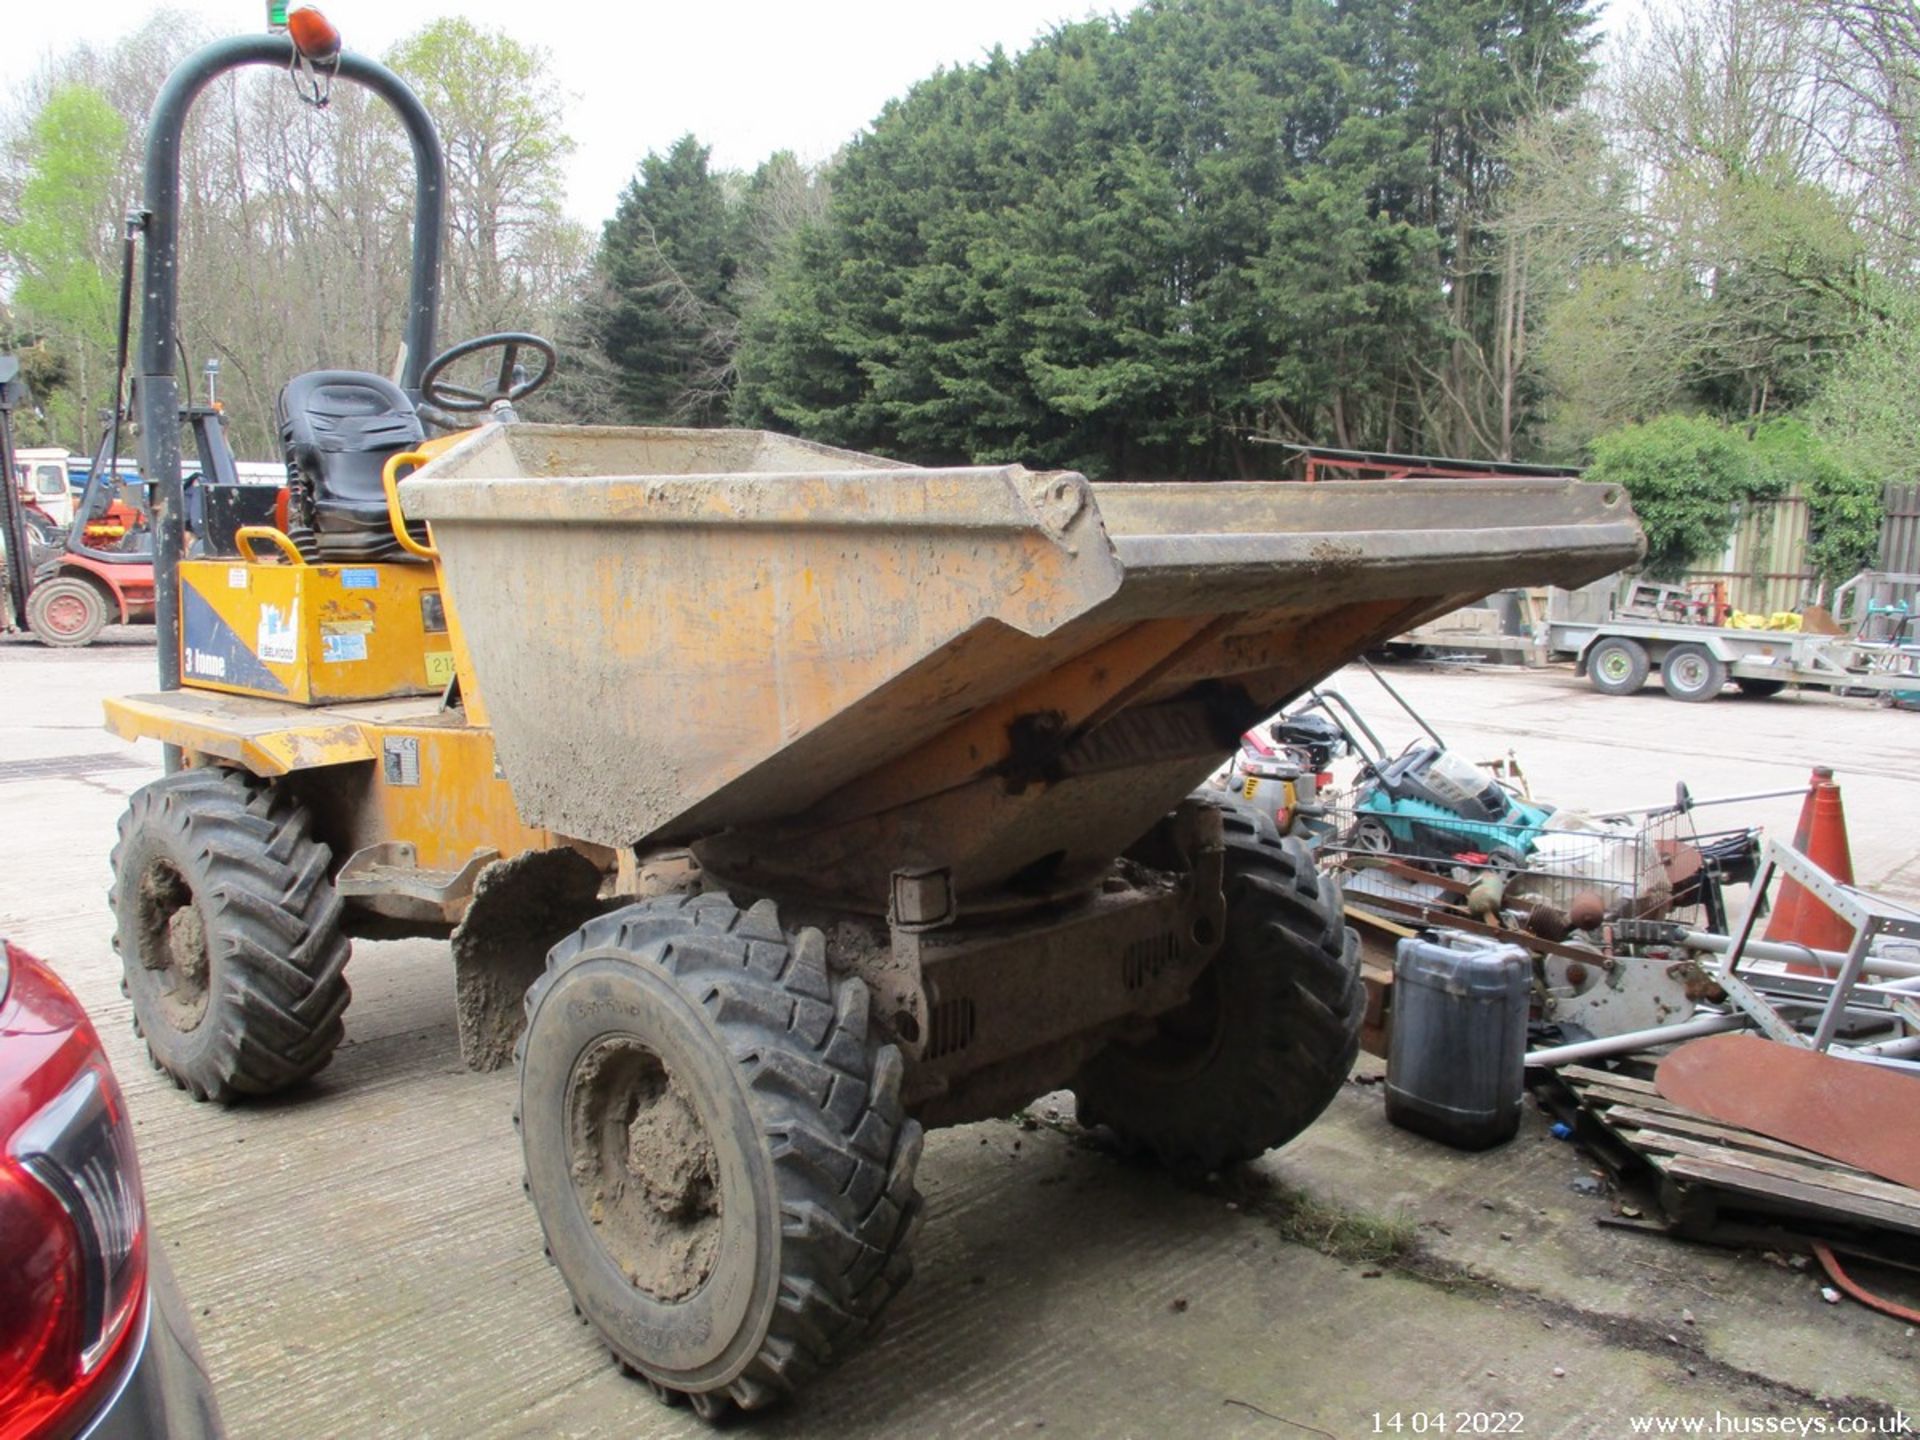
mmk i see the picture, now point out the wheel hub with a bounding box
[167,907,209,985]
[45,592,90,636]
[137,862,210,1032]
[1112,957,1226,1079]
[568,1038,721,1304]
[625,1079,714,1218]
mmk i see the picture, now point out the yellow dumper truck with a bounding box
[104,27,1645,1420]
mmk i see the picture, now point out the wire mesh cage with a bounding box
[1315,775,1758,935]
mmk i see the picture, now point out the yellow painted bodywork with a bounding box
[106,425,564,907]
[322,717,557,873]
[179,557,454,705]
[106,690,379,774]
[112,429,531,885]
[104,688,555,872]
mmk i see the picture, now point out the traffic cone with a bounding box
[1764,766,1856,972]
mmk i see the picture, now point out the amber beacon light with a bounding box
[287,5,343,62]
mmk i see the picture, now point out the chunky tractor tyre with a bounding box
[1587,636,1650,697]
[1735,677,1786,698]
[109,768,351,1100]
[27,576,110,647]
[1661,643,1729,703]
[516,893,923,1419]
[1075,805,1363,1171]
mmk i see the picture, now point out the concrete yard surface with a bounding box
[3,633,1916,1438]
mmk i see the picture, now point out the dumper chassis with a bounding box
[100,28,1646,1422]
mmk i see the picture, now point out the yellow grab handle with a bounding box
[234,526,308,566]
[381,451,439,560]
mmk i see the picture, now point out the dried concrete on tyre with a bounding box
[3,632,1915,1436]
[572,1042,721,1302]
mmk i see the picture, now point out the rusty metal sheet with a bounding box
[1655,1033,1920,1192]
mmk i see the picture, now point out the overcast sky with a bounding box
[0,0,1108,226]
[2,0,1655,229]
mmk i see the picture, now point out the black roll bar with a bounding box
[136,35,445,702]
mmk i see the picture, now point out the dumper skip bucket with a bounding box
[401,424,1641,902]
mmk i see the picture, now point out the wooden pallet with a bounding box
[1556,1065,1920,1241]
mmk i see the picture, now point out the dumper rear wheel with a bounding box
[517,893,922,1418]
[109,768,351,1100]
[1074,807,1361,1171]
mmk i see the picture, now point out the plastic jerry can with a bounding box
[1386,930,1530,1150]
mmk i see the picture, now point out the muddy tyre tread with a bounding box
[518,892,922,1417]
[110,768,351,1101]
[1076,796,1363,1171]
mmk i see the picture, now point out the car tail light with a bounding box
[0,943,148,1440]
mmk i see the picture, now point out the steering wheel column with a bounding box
[416,331,556,430]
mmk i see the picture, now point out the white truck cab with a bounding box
[14,447,76,528]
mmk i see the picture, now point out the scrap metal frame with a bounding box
[1255,441,1584,485]
[1714,839,1920,1062]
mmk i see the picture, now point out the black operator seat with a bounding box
[276,370,429,562]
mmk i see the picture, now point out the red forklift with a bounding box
[22,428,159,646]
[4,394,275,647]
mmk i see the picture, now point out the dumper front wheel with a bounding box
[517,894,922,1419]
[1074,810,1361,1171]
[109,768,351,1101]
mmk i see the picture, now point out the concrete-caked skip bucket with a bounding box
[402,424,1641,908]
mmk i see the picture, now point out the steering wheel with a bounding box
[417,332,557,413]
